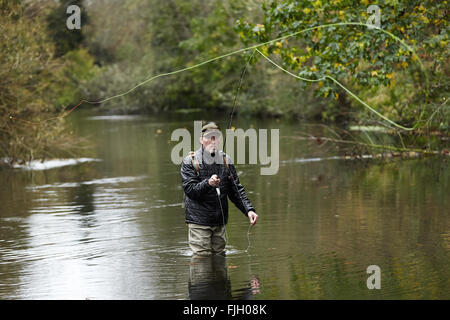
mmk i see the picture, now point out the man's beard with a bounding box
[202,145,218,157]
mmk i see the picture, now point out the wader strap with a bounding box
[222,154,229,170]
[189,151,228,175]
[190,151,199,176]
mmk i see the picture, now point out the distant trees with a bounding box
[82,0,448,130]
[1,0,447,166]
[81,0,322,117]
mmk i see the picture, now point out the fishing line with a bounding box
[223,48,256,152]
[215,186,229,247]
[213,49,256,254]
[245,224,252,253]
[216,173,256,255]
[7,21,436,258]
[222,50,257,254]
[254,48,418,131]
[8,22,428,130]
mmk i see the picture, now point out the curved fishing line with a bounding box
[81,21,428,104]
[8,22,426,126]
[255,48,416,131]
[425,98,449,127]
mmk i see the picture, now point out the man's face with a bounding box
[200,131,222,154]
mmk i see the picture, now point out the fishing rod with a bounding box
[222,49,257,220]
[212,49,257,252]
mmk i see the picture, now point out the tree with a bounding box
[46,0,87,57]
[236,0,448,127]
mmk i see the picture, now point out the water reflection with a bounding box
[189,255,231,300]
[70,183,96,230]
[188,254,261,300]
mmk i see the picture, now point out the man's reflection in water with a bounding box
[189,254,232,300]
[188,254,261,300]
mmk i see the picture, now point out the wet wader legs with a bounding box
[188,223,226,256]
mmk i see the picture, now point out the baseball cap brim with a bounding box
[203,129,222,138]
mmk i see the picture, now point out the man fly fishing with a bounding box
[181,121,258,256]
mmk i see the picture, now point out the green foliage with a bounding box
[82,0,323,119]
[83,0,245,113]
[236,0,449,128]
[81,0,448,130]
[53,49,98,107]
[1,0,446,166]
[46,0,87,57]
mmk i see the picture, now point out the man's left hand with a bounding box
[248,211,258,226]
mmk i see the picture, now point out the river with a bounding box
[0,110,448,299]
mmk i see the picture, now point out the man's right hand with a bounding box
[208,174,220,187]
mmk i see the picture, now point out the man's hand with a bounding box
[208,174,220,188]
[248,211,258,226]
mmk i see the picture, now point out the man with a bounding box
[181,121,258,256]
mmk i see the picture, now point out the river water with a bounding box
[0,110,448,299]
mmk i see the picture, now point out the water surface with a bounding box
[0,111,448,299]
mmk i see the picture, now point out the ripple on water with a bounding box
[86,115,144,121]
[27,175,148,190]
[5,158,102,171]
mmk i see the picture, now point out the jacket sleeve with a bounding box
[227,164,255,217]
[181,158,213,200]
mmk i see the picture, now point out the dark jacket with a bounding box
[181,147,255,226]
